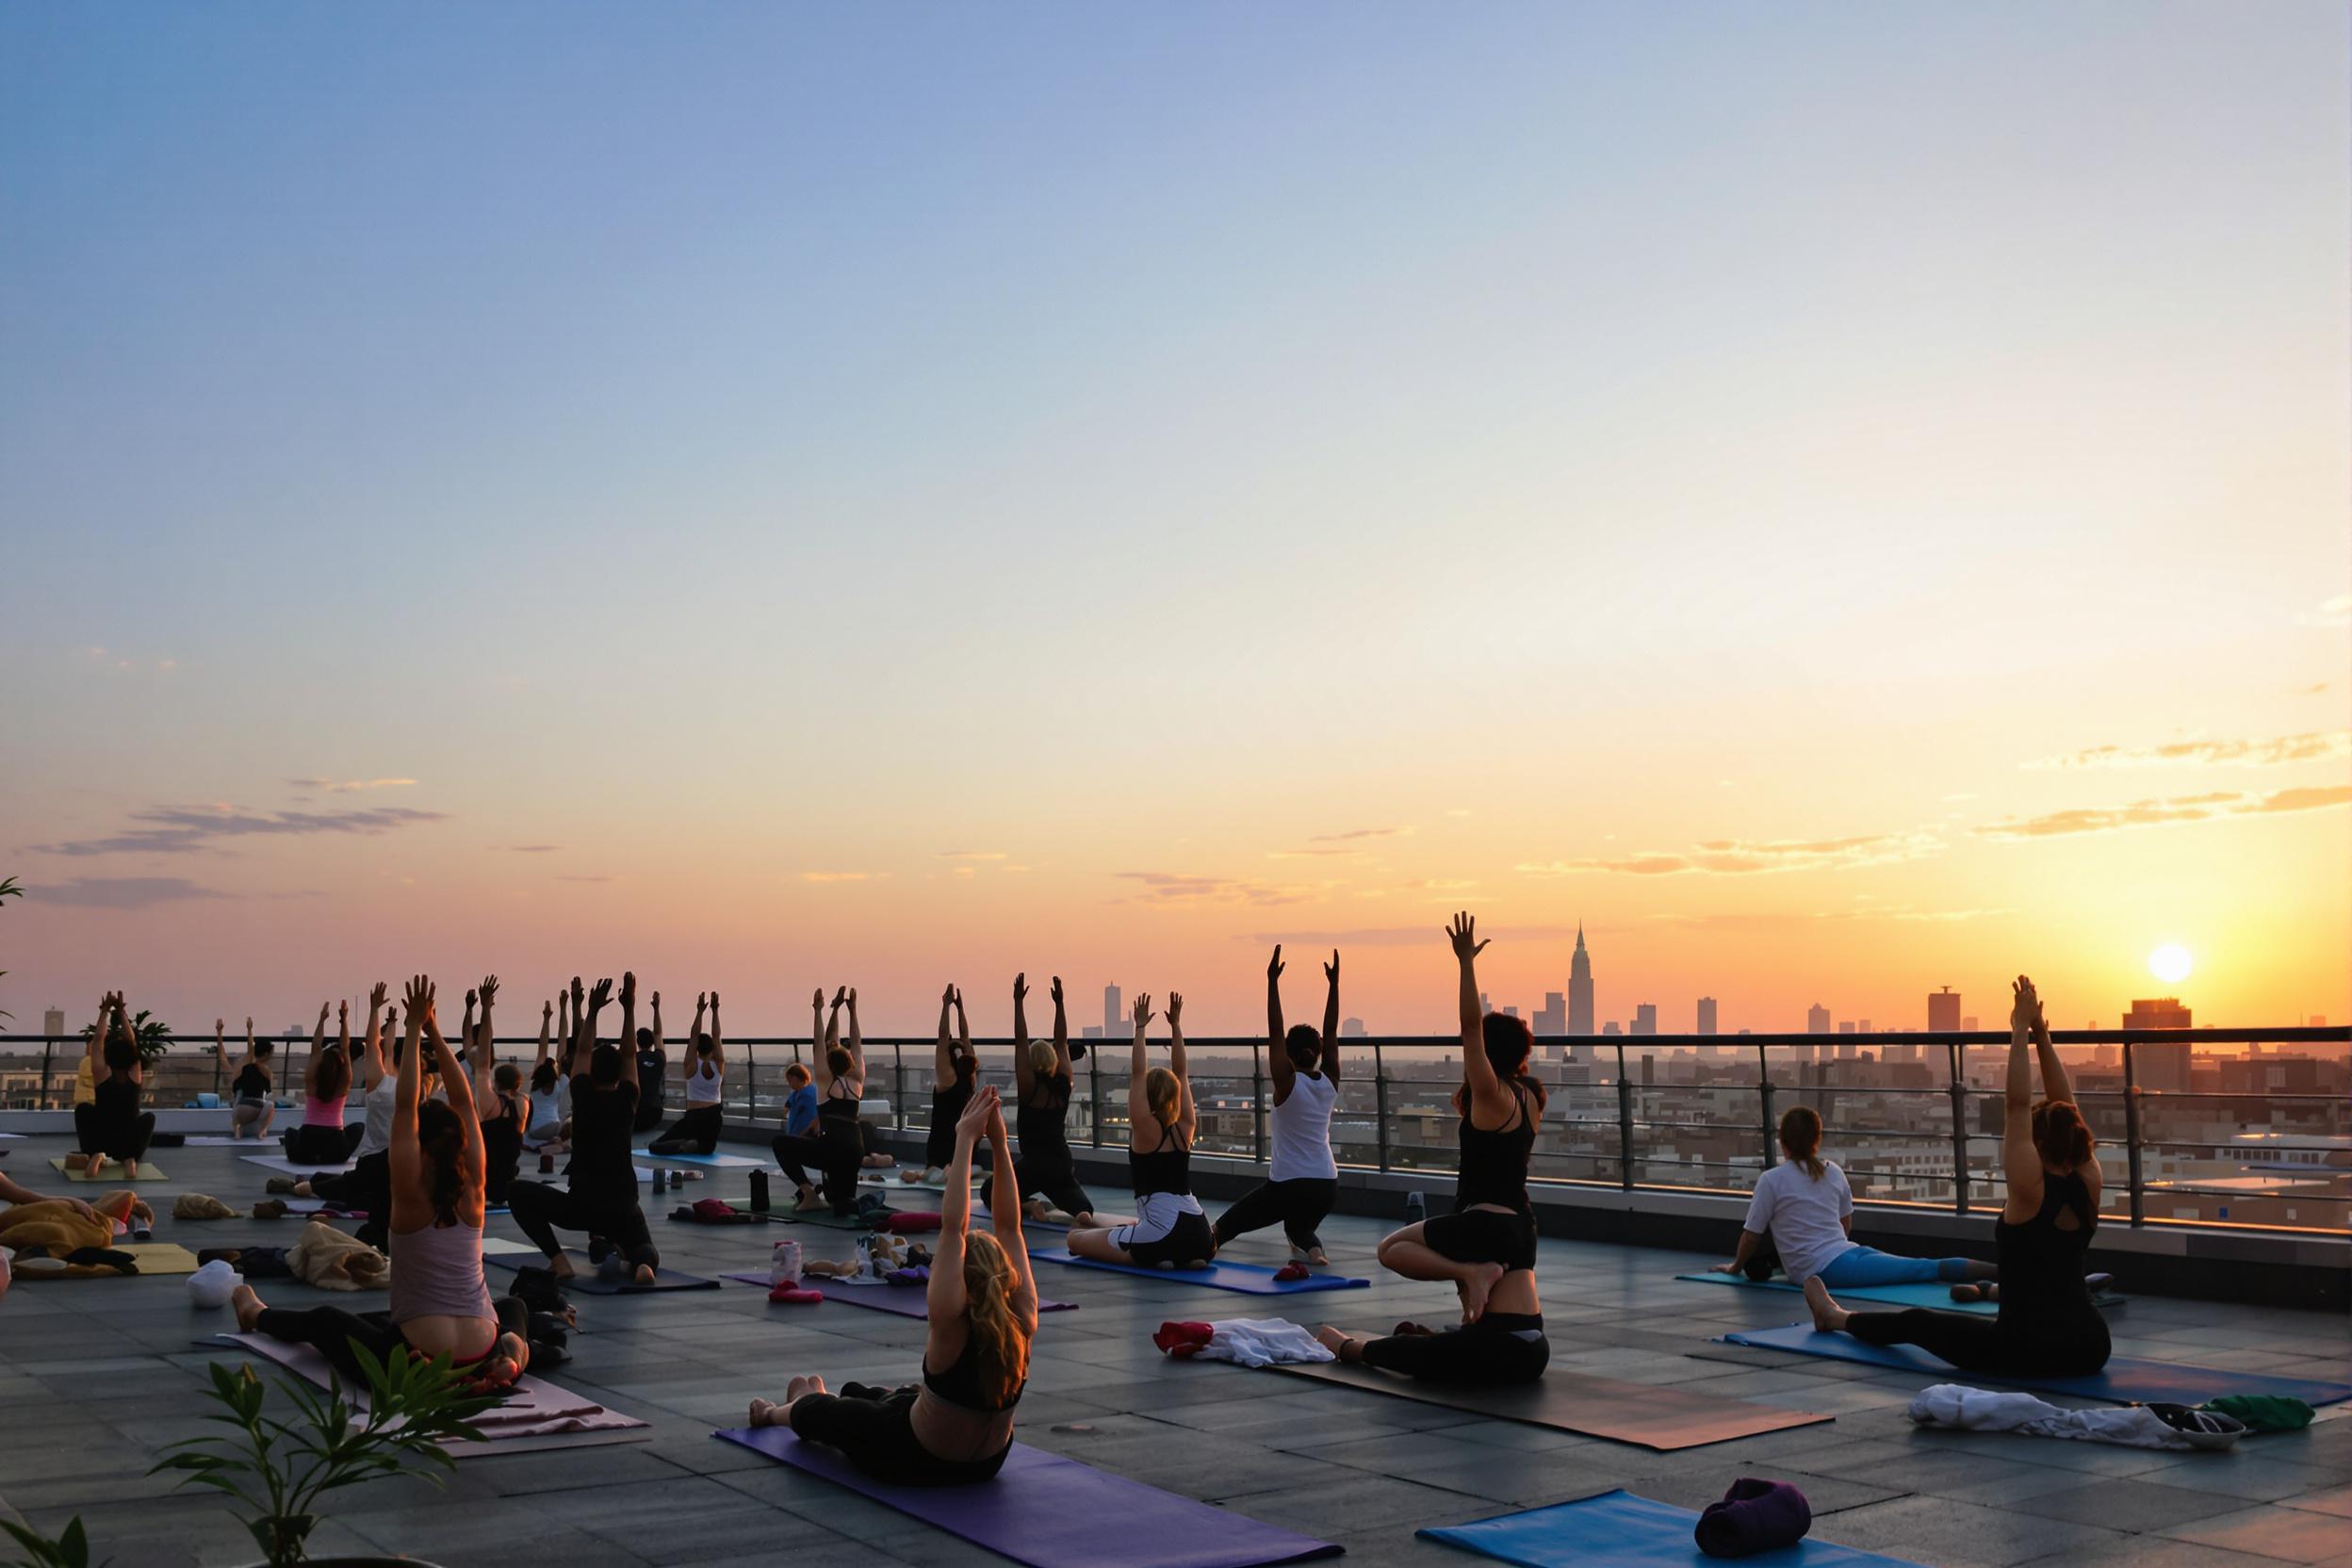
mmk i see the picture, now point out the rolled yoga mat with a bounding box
[1029,1247,1369,1296]
[1674,1273,2127,1316]
[715,1425,1341,1568]
[724,1271,1078,1317]
[1716,1323,2352,1408]
[487,1252,720,1295]
[1421,1488,1927,1568]
[50,1156,169,1183]
[1265,1342,1834,1451]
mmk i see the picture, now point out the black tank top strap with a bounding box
[1130,1114,1191,1197]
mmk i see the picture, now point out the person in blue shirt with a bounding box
[783,1061,818,1138]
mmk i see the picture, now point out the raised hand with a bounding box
[944,982,957,1006]
[1268,944,1285,980]
[216,1017,224,1035]
[956,1084,999,1140]
[846,988,858,1009]
[481,975,499,1007]
[1324,950,1339,984]
[403,974,433,1021]
[2010,975,2043,1036]
[570,975,586,1007]
[465,989,478,1009]
[708,990,717,1008]
[1446,911,1490,962]
[318,1001,332,1024]
[618,972,637,1006]
[829,987,847,1010]
[543,999,555,1022]
[588,977,613,1010]
[1014,972,1029,1004]
[369,981,388,1010]
[244,1016,253,1033]
[1133,993,1153,1031]
[1049,975,1063,1006]
[1167,991,1184,1026]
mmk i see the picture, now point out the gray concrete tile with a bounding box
[2163,1504,2352,1562]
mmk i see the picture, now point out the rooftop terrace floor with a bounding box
[3,1135,2347,1568]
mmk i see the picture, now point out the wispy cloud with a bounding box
[554,874,613,883]
[506,844,561,854]
[36,876,234,909]
[1647,905,2009,933]
[2024,731,2350,771]
[286,776,418,793]
[1975,785,2352,841]
[1118,871,1312,907]
[1310,826,1413,843]
[36,804,450,858]
[802,871,876,883]
[2291,682,2330,696]
[940,850,1007,860]
[2307,592,2352,628]
[1517,830,1939,877]
[1239,923,1575,948]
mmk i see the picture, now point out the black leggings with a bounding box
[1425,1206,1538,1273]
[1214,1177,1336,1252]
[256,1297,527,1382]
[1359,1314,1549,1385]
[986,1156,1094,1220]
[283,1123,363,1166]
[73,1103,155,1163]
[506,1180,661,1270]
[311,1150,392,1247]
[646,1104,723,1156]
[774,1131,861,1216]
[1844,1307,2111,1378]
[789,1382,1010,1485]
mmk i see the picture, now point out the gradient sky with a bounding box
[4,2,2346,1040]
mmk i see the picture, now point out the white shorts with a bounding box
[1110,1191,1206,1250]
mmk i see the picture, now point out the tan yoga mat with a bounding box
[9,1242,203,1279]
[1264,1334,1835,1451]
[50,1156,169,1183]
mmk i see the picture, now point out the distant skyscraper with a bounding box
[1961,1016,1978,1033]
[1806,1004,1830,1034]
[1341,1017,1366,1037]
[1928,987,1961,1034]
[1695,997,1719,1037]
[1568,923,1595,1036]
[1534,992,1566,1036]
[2124,998,2191,1029]
[1838,1021,1855,1034]
[1479,991,1493,1016]
[1601,1021,1623,1037]
[1632,1003,1658,1037]
[1102,984,1124,1038]
[1502,1005,1520,1020]
[1081,1025,1103,1040]
[2126,998,2194,1092]
[1857,1018,1871,1034]
[42,1006,65,1038]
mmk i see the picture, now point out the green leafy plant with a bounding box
[151,1344,496,1567]
[78,1005,172,1069]
[2,1515,106,1568]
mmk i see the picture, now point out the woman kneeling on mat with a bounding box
[74,993,155,1179]
[216,1017,274,1142]
[1215,945,1342,1266]
[237,973,531,1387]
[1711,1106,1998,1294]
[646,991,727,1156]
[749,1085,1037,1483]
[1804,975,2110,1378]
[1068,991,1214,1269]
[905,983,976,1184]
[1327,914,1547,1383]
[281,999,364,1166]
[987,973,1096,1226]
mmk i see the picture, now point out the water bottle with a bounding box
[1406,1190,1426,1224]
[749,1169,771,1213]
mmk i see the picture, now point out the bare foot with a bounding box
[547,1253,577,1282]
[1802,1275,1850,1332]
[1313,1324,1361,1361]
[84,1153,105,1177]
[1307,1246,1330,1267]
[634,1264,657,1286]
[231,1283,265,1333]
[1458,1262,1505,1322]
[748,1397,783,1428]
[1950,1282,1996,1303]
[122,1160,139,1179]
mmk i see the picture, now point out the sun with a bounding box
[2148,943,2194,986]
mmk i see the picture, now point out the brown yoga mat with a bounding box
[1265,1340,1834,1451]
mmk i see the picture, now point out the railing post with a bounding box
[1089,1048,1104,1149]
[1615,1042,1635,1191]
[1251,1042,1266,1165]
[1947,1039,1970,1216]
[40,1039,54,1110]
[891,1043,906,1130]
[2122,1040,2145,1228]
[1373,1041,1390,1172]
[1757,1043,1776,1171]
[744,1043,756,1123]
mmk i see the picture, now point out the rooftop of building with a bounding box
[3,1133,2347,1568]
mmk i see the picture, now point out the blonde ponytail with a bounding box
[960,1231,1030,1409]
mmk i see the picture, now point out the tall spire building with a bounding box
[1568,923,1595,1036]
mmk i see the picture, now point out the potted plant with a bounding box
[0,1342,497,1567]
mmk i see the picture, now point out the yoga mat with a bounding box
[50,1156,169,1183]
[1266,1349,1833,1451]
[487,1252,720,1295]
[179,1135,278,1146]
[723,1272,1078,1318]
[204,1333,648,1456]
[1674,1273,2127,1316]
[1717,1324,2352,1408]
[776,1206,891,1230]
[630,1148,772,1168]
[1421,1488,1927,1568]
[480,1236,539,1256]
[240,1153,353,1176]
[1030,1247,1368,1296]
[715,1425,1341,1568]
[10,1242,203,1279]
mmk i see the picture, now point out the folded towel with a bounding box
[1695,1478,1811,1559]
[1191,1318,1334,1368]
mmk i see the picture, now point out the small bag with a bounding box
[769,1238,803,1287]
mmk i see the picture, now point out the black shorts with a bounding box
[1425,1206,1537,1273]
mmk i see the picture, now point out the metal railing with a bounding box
[6,1024,2345,1236]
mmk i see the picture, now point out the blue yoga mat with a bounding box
[1029,1246,1368,1295]
[1718,1323,2352,1407]
[630,1148,773,1168]
[1422,1489,1925,1568]
[487,1252,719,1295]
[716,1425,1341,1568]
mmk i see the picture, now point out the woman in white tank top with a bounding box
[1213,946,1344,1266]
[647,991,727,1156]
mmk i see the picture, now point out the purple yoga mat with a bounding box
[724,1272,1076,1317]
[716,1425,1340,1568]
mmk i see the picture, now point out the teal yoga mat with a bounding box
[1674,1273,2125,1316]
[1717,1323,2352,1407]
[1422,1489,1924,1568]
[630,1149,774,1168]
[1029,1246,1366,1295]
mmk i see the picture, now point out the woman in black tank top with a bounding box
[774,988,868,1216]
[989,973,1098,1226]
[1805,975,2112,1376]
[1069,991,1215,1268]
[217,1017,276,1142]
[1324,916,1550,1383]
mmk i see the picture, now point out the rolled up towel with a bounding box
[188,1258,243,1309]
[173,1193,240,1221]
[1695,1478,1811,1559]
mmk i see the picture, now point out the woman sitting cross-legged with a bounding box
[236,973,531,1387]
[748,1085,1037,1483]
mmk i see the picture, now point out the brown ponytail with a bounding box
[1778,1105,1825,1180]
[2032,1100,2094,1172]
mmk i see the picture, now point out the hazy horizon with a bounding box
[5,3,2347,1037]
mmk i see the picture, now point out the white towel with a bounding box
[1908,1383,2196,1450]
[1194,1318,1336,1368]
